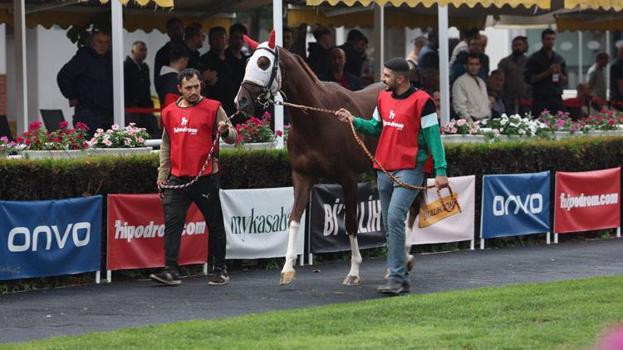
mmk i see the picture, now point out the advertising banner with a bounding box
[407,175,475,245]
[219,187,305,259]
[107,194,207,271]
[0,196,102,280]
[481,172,550,239]
[309,183,385,254]
[554,167,621,233]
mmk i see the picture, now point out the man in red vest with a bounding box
[150,68,237,286]
[336,58,448,295]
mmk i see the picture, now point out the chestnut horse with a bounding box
[235,42,382,285]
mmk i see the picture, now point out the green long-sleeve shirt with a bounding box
[352,105,447,176]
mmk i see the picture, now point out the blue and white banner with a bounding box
[481,172,550,239]
[0,196,102,280]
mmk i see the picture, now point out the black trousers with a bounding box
[162,175,227,270]
[531,95,565,116]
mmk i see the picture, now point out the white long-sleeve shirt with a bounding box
[452,73,491,121]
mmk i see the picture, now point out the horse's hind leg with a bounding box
[342,176,362,286]
[280,171,314,285]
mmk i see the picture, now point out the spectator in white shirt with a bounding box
[452,53,491,121]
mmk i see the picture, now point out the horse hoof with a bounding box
[280,270,296,285]
[407,255,415,272]
[342,275,361,286]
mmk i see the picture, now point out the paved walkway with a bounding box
[2,239,623,344]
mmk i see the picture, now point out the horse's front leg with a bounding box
[281,171,314,285]
[342,176,362,286]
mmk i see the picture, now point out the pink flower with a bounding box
[0,136,8,143]
[275,130,283,137]
[75,122,89,131]
[456,119,467,127]
[29,121,42,130]
[111,124,120,131]
[138,137,145,143]
[59,121,69,129]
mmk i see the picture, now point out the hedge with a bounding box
[2,137,623,199]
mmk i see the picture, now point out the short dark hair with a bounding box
[384,57,410,77]
[168,43,189,64]
[284,27,293,34]
[209,26,227,42]
[512,35,527,44]
[184,25,202,41]
[541,28,556,40]
[312,27,331,40]
[596,52,609,60]
[490,69,503,77]
[466,52,481,62]
[177,68,201,85]
[463,27,480,40]
[229,23,248,35]
[346,29,367,44]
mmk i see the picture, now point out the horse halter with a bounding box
[241,45,281,110]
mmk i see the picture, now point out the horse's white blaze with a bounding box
[281,220,300,272]
[348,235,362,278]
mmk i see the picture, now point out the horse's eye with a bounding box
[257,56,271,71]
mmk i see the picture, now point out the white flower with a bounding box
[500,119,508,125]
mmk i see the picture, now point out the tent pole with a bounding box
[111,0,125,127]
[14,0,27,134]
[273,0,284,149]
[438,5,450,124]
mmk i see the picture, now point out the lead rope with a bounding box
[271,98,459,212]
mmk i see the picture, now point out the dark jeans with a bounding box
[531,95,565,117]
[162,175,227,270]
[73,106,113,137]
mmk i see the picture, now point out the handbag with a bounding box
[418,185,462,228]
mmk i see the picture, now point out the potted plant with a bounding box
[21,121,89,159]
[222,112,281,150]
[88,123,152,156]
[441,119,485,143]
[481,114,549,141]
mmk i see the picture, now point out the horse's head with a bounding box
[235,42,282,117]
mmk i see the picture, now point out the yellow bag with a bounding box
[418,186,462,228]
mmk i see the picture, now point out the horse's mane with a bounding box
[283,50,327,91]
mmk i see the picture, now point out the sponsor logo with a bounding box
[492,194,543,216]
[559,192,619,211]
[173,126,199,135]
[323,196,382,236]
[229,207,289,242]
[181,117,188,126]
[388,110,396,120]
[113,220,206,242]
[7,222,91,253]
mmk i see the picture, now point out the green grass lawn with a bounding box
[4,275,623,350]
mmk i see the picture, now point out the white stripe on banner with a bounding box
[406,175,475,245]
[219,187,305,259]
[421,113,439,128]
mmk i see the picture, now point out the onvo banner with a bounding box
[554,167,621,233]
[406,175,475,246]
[219,187,304,259]
[481,171,550,239]
[309,183,385,254]
[107,194,207,271]
[0,196,102,281]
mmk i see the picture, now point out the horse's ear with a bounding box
[268,30,275,49]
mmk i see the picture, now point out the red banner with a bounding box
[107,194,208,271]
[554,167,621,233]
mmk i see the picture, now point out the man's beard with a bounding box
[512,50,524,57]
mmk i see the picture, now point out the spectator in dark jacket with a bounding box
[320,47,362,91]
[307,26,332,77]
[156,43,189,108]
[124,41,159,137]
[153,18,184,85]
[184,23,204,71]
[339,29,368,81]
[225,23,250,95]
[57,30,113,134]
[450,36,490,85]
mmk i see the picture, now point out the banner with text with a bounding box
[554,167,621,233]
[0,196,102,281]
[481,172,550,239]
[219,187,305,259]
[309,183,385,254]
[407,175,475,245]
[107,194,208,271]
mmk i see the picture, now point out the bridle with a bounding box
[240,46,281,110]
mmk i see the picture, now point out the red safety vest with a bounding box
[375,89,429,171]
[161,98,221,177]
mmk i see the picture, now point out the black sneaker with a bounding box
[208,268,230,286]
[377,280,409,295]
[150,268,181,286]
